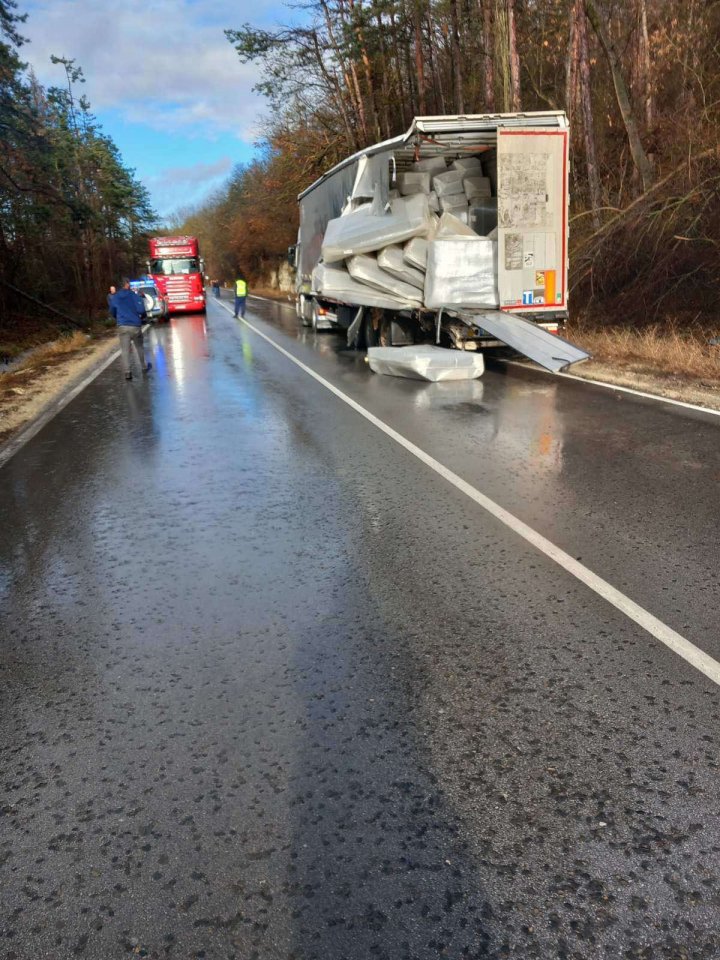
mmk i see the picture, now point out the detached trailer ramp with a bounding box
[467,311,590,372]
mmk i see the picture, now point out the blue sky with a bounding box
[20,0,294,220]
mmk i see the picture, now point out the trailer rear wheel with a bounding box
[363,309,391,348]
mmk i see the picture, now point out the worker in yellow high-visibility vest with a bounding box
[233,272,248,319]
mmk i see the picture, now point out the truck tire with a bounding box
[363,309,391,349]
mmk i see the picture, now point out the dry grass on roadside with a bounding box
[0,331,90,392]
[568,324,720,384]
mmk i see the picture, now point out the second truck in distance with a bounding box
[147,236,206,315]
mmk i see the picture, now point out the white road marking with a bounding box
[0,347,121,469]
[245,294,720,418]
[217,298,720,689]
[503,359,720,418]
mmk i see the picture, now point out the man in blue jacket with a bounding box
[110,279,152,380]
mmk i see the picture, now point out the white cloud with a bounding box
[147,156,235,216]
[21,0,280,140]
[153,156,234,186]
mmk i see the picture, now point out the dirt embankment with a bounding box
[566,325,720,410]
[0,330,117,448]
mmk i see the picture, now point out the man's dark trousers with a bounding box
[234,296,246,318]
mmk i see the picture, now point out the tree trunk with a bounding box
[347,0,382,140]
[585,0,654,191]
[507,0,522,110]
[565,4,579,125]
[426,17,448,114]
[450,0,465,112]
[638,0,653,130]
[576,0,602,227]
[495,0,511,111]
[481,0,495,110]
[414,0,426,114]
[388,5,410,126]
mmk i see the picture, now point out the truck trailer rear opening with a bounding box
[147,236,206,315]
[292,112,590,372]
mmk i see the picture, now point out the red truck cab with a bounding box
[147,236,206,314]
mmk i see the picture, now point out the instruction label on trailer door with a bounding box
[498,154,551,229]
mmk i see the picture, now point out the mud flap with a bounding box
[466,311,590,372]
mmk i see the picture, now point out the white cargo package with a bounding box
[413,157,448,175]
[347,255,424,304]
[425,238,499,309]
[368,345,484,382]
[432,169,465,197]
[464,176,492,199]
[435,211,478,238]
[377,245,426,289]
[403,237,429,271]
[397,172,431,196]
[321,193,433,263]
[313,263,412,310]
[428,190,440,213]
[451,156,484,174]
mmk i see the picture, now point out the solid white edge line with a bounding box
[0,346,121,470]
[219,299,720,689]
[246,294,720,418]
[503,359,720,418]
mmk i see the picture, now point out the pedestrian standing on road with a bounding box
[107,285,116,321]
[212,279,220,298]
[233,272,248,319]
[111,279,152,381]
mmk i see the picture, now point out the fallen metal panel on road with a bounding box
[466,310,590,371]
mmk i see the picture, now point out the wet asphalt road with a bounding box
[1,293,719,960]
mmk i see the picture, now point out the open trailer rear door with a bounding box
[497,126,569,314]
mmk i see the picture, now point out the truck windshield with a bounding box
[151,258,199,275]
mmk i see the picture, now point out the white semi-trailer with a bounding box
[291,112,589,372]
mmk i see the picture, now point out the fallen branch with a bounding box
[0,279,87,330]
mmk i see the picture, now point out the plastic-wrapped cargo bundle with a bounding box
[347,255,424,304]
[451,156,484,175]
[368,345,484,382]
[397,172,431,196]
[439,194,468,215]
[428,191,440,213]
[464,176,492,200]
[313,262,413,310]
[404,237,429,271]
[432,169,465,197]
[377,245,426,290]
[469,199,498,236]
[436,211,478,238]
[425,238,499,309]
[413,156,448,175]
[322,193,433,263]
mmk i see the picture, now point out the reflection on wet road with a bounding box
[1,293,719,959]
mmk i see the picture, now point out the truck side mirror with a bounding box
[287,245,297,268]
